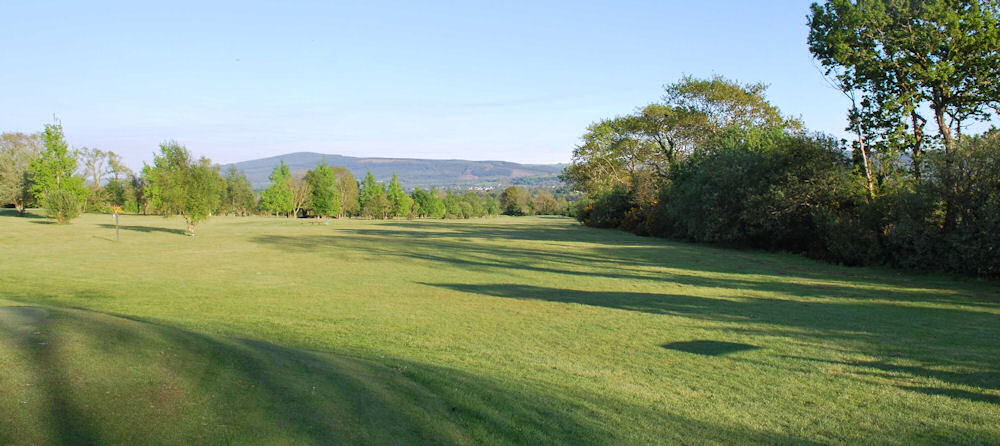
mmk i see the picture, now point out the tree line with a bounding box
[564,0,1000,277]
[1,126,575,236]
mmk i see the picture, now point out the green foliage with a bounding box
[334,167,360,217]
[3,215,998,444]
[144,141,223,235]
[411,187,445,218]
[29,122,86,221]
[260,161,294,216]
[43,188,82,223]
[808,0,1000,187]
[359,172,389,218]
[660,133,867,255]
[305,160,341,218]
[222,166,257,216]
[499,186,530,216]
[386,173,411,218]
[531,190,560,215]
[0,132,42,214]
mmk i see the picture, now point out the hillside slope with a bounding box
[224,152,566,189]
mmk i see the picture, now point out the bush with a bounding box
[654,133,866,254]
[44,188,82,223]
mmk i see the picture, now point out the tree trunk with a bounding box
[183,214,196,236]
[933,102,958,233]
[910,111,925,181]
[853,109,875,201]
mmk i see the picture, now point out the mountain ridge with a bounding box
[224,152,567,189]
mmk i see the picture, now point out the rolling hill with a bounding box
[224,152,567,189]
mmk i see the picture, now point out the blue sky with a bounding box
[1,1,851,169]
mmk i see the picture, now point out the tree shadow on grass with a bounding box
[97,224,187,235]
[662,340,759,356]
[0,208,47,219]
[0,304,830,445]
[0,305,468,445]
[421,283,1000,395]
[252,223,1000,310]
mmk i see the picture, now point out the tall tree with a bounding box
[107,151,131,183]
[305,160,341,218]
[78,147,110,210]
[359,171,388,218]
[0,132,42,215]
[334,167,360,217]
[260,161,294,217]
[808,0,1000,228]
[144,141,223,236]
[29,122,86,221]
[385,173,412,218]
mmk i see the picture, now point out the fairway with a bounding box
[1,211,998,445]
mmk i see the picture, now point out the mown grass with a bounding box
[1,209,998,445]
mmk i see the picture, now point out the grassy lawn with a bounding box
[1,210,997,445]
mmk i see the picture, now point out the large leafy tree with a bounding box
[386,173,412,218]
[305,160,341,218]
[29,122,87,222]
[144,141,223,236]
[808,0,1000,228]
[499,186,530,216]
[260,161,294,217]
[564,76,798,196]
[411,187,445,218]
[0,132,42,215]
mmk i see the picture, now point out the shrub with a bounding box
[44,188,82,223]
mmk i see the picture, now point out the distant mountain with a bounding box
[224,152,567,190]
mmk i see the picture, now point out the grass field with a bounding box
[1,210,998,445]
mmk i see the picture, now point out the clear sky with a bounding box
[1,1,852,170]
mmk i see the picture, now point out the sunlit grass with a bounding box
[1,210,998,444]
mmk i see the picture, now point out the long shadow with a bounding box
[781,354,1000,391]
[421,282,1000,393]
[0,305,466,444]
[0,307,100,445]
[251,229,999,309]
[0,303,832,445]
[97,224,187,235]
[0,208,47,219]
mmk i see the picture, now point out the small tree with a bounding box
[0,132,42,215]
[334,167,360,217]
[29,122,86,221]
[44,189,82,223]
[359,171,389,218]
[289,177,311,218]
[305,160,341,218]
[144,141,223,236]
[260,161,294,217]
[386,173,412,218]
[532,190,560,215]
